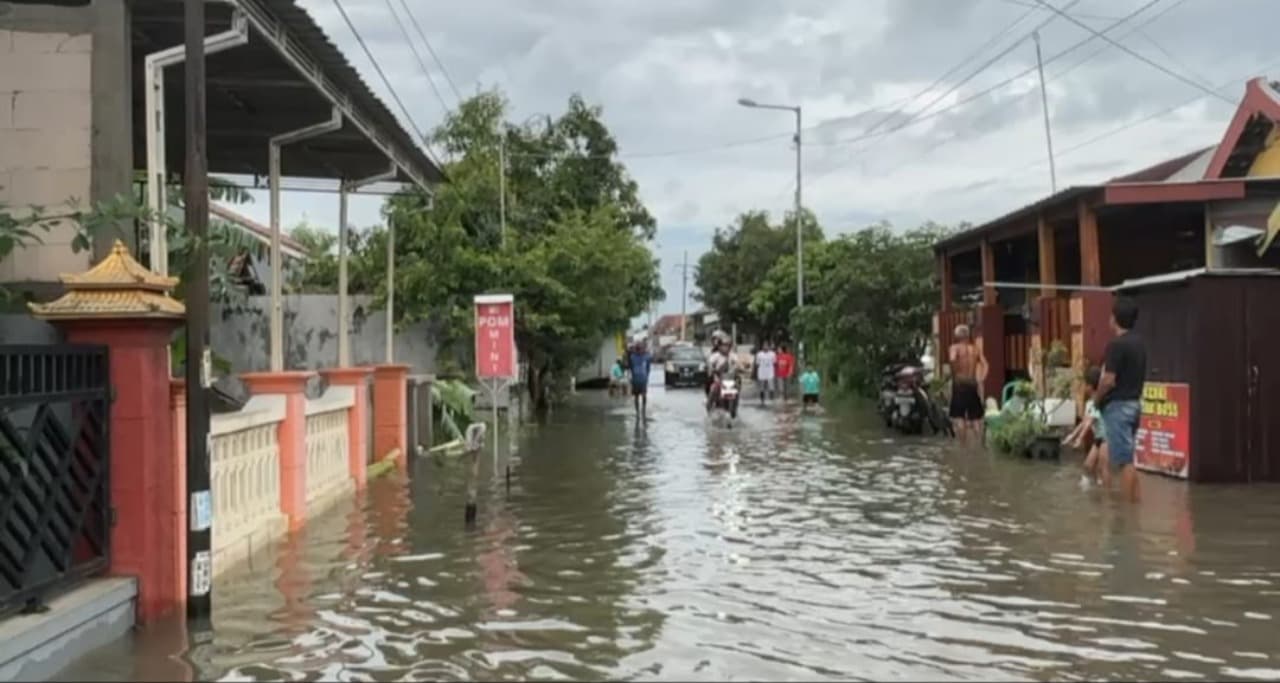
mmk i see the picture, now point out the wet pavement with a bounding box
[58,375,1280,681]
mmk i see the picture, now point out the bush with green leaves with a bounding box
[987,410,1049,456]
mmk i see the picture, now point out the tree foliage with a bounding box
[382,89,661,408]
[693,209,823,337]
[699,213,955,395]
[790,222,952,393]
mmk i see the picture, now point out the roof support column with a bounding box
[268,108,343,372]
[143,11,247,275]
[338,166,396,368]
[938,252,953,312]
[1078,199,1101,287]
[1037,213,1056,297]
[980,240,997,307]
[386,212,395,363]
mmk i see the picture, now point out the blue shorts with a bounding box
[1101,400,1141,468]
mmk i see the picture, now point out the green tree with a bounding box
[781,221,953,394]
[693,208,823,337]
[383,89,661,410]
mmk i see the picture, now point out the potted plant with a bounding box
[987,379,1062,460]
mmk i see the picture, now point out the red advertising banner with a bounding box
[474,294,516,380]
[1134,382,1191,479]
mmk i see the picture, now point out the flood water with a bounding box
[59,377,1280,681]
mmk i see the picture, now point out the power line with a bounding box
[1048,0,1193,82]
[809,0,1163,153]
[379,0,452,120]
[925,62,1271,204]
[397,0,465,105]
[1030,0,1232,104]
[329,0,435,157]
[855,1,1044,140]
[799,0,1168,195]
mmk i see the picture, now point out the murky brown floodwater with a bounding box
[59,376,1280,682]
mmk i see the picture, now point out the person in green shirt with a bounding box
[799,366,821,412]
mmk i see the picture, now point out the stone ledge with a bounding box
[0,577,136,681]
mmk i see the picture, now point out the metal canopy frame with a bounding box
[130,0,444,187]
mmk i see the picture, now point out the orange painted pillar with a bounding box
[241,371,314,531]
[977,305,1005,401]
[169,379,188,607]
[320,367,372,488]
[1078,290,1115,367]
[57,320,184,622]
[372,364,410,463]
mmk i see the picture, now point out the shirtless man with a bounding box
[947,324,988,444]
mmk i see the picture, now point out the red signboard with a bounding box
[474,294,516,380]
[1135,382,1191,479]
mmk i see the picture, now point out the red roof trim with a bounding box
[1203,78,1280,180]
[1103,180,1246,205]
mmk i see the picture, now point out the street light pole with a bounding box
[793,106,803,363]
[739,97,805,364]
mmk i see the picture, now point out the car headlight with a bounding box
[665,362,674,373]
[698,363,706,371]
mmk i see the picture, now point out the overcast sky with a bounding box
[233,0,1280,315]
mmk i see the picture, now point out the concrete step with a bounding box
[0,578,136,682]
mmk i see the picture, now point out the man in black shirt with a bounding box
[1094,297,1146,501]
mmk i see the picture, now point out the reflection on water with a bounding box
[58,382,1280,681]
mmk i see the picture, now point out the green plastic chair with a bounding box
[983,381,1025,437]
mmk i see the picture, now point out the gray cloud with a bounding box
[279,0,1280,315]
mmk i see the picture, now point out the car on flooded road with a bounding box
[663,344,708,388]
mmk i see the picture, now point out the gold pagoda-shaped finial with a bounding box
[29,240,185,320]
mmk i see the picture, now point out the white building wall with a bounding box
[0,28,94,282]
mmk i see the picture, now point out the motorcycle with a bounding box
[709,373,741,424]
[878,362,950,436]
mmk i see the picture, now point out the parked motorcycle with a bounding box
[878,362,950,436]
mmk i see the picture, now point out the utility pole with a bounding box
[183,0,213,622]
[498,136,506,248]
[1033,31,1058,193]
[679,250,689,341]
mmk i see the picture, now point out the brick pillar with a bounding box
[320,367,371,489]
[372,364,410,464]
[168,379,188,607]
[1078,290,1115,367]
[57,319,184,622]
[241,371,313,531]
[977,304,1005,401]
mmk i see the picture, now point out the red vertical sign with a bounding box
[1134,382,1191,479]
[475,294,516,380]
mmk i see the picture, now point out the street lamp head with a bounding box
[737,98,759,108]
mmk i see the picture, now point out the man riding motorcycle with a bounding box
[705,337,738,413]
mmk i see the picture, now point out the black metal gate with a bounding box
[0,345,111,615]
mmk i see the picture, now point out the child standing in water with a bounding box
[1063,366,1106,488]
[799,365,822,413]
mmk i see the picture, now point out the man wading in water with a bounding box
[1095,297,1146,502]
[947,324,988,444]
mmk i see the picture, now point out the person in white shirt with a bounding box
[755,342,778,404]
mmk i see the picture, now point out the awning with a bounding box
[131,0,444,188]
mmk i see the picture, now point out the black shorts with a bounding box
[803,393,820,405]
[632,382,647,396]
[949,379,983,420]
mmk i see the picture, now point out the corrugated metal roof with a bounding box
[257,0,445,184]
[1114,267,1280,291]
[934,185,1097,252]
